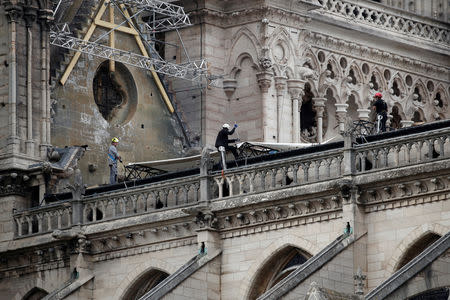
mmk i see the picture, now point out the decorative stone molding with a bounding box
[93,237,197,262]
[223,78,237,100]
[362,175,450,212]
[256,71,273,93]
[0,243,70,279]
[316,0,450,46]
[217,196,342,232]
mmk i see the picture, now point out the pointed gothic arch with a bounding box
[347,61,364,85]
[303,48,320,72]
[369,67,387,93]
[240,234,319,300]
[411,79,428,105]
[432,83,449,113]
[385,223,449,276]
[267,27,297,71]
[230,53,259,79]
[21,287,48,300]
[121,268,169,300]
[227,27,261,74]
[114,257,177,299]
[388,72,406,100]
[246,246,311,299]
[325,55,341,81]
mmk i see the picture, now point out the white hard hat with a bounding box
[223,123,230,129]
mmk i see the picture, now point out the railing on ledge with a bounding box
[354,126,449,173]
[13,201,72,237]
[12,122,450,238]
[316,0,450,45]
[81,176,200,223]
[13,176,200,237]
[211,149,343,200]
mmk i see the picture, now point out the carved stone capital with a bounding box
[4,3,23,23]
[256,71,272,93]
[313,97,327,117]
[274,76,287,93]
[287,79,305,100]
[23,6,38,27]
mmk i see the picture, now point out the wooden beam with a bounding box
[59,0,109,85]
[95,19,138,35]
[120,5,175,114]
[109,4,115,72]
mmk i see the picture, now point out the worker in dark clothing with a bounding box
[372,92,388,133]
[215,123,239,160]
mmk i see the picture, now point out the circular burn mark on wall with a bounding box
[93,61,137,124]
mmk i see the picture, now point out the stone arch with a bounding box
[228,27,260,73]
[411,79,428,105]
[230,52,259,79]
[14,281,48,300]
[318,72,339,99]
[303,47,320,72]
[385,223,449,276]
[432,83,449,113]
[114,257,178,299]
[324,55,341,81]
[369,67,387,93]
[388,72,406,100]
[239,234,319,300]
[347,61,364,85]
[22,287,48,300]
[411,107,427,123]
[268,27,297,68]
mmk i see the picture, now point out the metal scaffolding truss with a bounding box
[50,26,208,82]
[50,0,212,84]
[113,0,191,32]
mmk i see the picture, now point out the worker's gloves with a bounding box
[234,124,238,128]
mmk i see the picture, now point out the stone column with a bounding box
[335,103,348,133]
[274,76,287,142]
[4,4,22,154]
[39,9,52,158]
[24,7,37,156]
[287,79,305,143]
[357,108,371,121]
[256,71,273,142]
[313,97,327,144]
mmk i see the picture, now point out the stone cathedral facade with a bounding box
[0,0,449,299]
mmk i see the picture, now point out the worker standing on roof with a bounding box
[372,92,388,133]
[215,123,239,160]
[108,137,122,184]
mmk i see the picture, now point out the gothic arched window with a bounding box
[248,247,311,300]
[122,269,169,300]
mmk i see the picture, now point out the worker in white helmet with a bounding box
[108,137,122,184]
[215,123,239,160]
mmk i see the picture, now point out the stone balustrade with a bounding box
[12,124,450,238]
[211,150,344,200]
[354,127,449,173]
[13,201,72,237]
[317,0,450,45]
